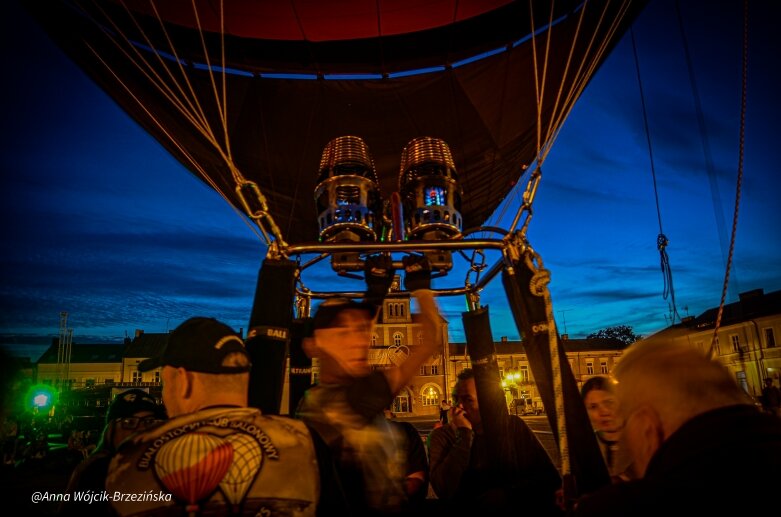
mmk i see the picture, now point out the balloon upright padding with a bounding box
[502,256,611,496]
[462,306,514,470]
[246,258,297,415]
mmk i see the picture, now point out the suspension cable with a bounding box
[630,27,680,324]
[711,0,748,356]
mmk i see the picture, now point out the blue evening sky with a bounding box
[2,0,780,361]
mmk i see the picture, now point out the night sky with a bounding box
[2,0,780,361]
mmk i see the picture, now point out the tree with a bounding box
[586,325,640,346]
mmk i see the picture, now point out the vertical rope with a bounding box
[524,251,569,476]
[630,27,680,324]
[711,0,748,357]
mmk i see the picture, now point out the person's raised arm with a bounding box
[383,256,443,394]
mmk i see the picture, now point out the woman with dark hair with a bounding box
[580,376,633,481]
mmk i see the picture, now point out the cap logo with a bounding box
[266,328,287,340]
[214,335,244,350]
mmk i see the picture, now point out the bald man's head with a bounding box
[611,340,752,476]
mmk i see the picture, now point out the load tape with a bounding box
[247,325,289,342]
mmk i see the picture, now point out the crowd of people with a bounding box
[3,261,781,515]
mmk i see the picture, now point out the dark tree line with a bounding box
[586,325,640,345]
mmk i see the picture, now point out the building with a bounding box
[123,330,166,386]
[36,341,124,390]
[640,288,781,399]
[36,341,125,413]
[446,335,628,414]
[31,287,781,418]
[35,335,164,413]
[34,298,633,419]
[363,291,451,419]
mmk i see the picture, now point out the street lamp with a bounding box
[503,370,522,413]
[33,393,49,408]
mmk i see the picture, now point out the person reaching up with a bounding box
[297,255,443,516]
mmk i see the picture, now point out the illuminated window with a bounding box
[600,361,608,374]
[132,371,142,383]
[431,364,439,375]
[420,365,428,376]
[730,334,741,353]
[371,333,378,346]
[586,361,594,375]
[422,386,441,406]
[393,332,403,346]
[520,365,529,382]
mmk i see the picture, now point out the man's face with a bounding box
[313,308,373,380]
[454,377,481,429]
[614,382,663,478]
[110,410,159,448]
[584,389,622,434]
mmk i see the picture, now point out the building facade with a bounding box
[31,287,781,418]
[445,336,628,415]
[36,343,124,390]
[640,288,781,399]
[32,303,630,418]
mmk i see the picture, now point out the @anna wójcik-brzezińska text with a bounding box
[31,490,173,504]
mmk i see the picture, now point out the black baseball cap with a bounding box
[106,389,166,424]
[138,317,252,374]
[311,298,378,330]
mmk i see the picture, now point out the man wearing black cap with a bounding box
[106,317,346,516]
[61,389,166,515]
[296,256,443,516]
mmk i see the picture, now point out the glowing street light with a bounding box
[26,384,57,412]
[33,393,50,408]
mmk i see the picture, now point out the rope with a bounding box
[630,26,680,324]
[523,250,570,476]
[503,0,631,238]
[84,0,281,247]
[711,0,748,356]
[541,0,632,165]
